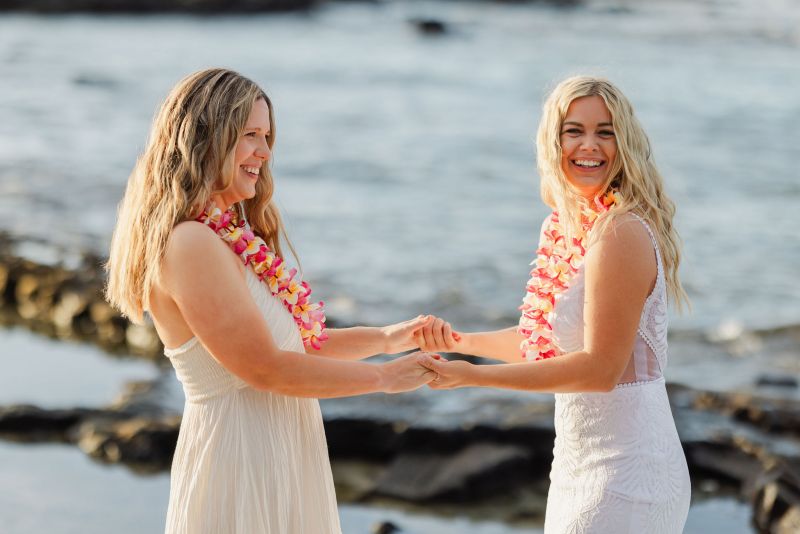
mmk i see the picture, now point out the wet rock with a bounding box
[756,374,798,389]
[409,18,447,36]
[51,286,91,330]
[690,390,800,435]
[0,390,179,471]
[373,443,531,502]
[322,388,556,463]
[0,233,162,358]
[0,404,101,441]
[73,415,180,472]
[751,463,800,533]
[372,521,402,534]
[126,323,163,356]
[683,440,762,485]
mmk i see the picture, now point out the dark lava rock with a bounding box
[756,374,798,389]
[73,415,180,472]
[373,442,531,502]
[751,462,800,533]
[321,387,556,462]
[690,389,800,435]
[372,521,402,534]
[409,18,447,36]
[0,404,99,441]
[0,234,162,359]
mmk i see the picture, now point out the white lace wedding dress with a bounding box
[543,215,691,533]
[163,269,342,534]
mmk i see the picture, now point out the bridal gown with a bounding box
[163,269,341,534]
[543,215,691,533]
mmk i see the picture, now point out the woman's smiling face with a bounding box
[559,95,617,199]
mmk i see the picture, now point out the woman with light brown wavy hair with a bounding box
[415,76,691,532]
[106,68,437,533]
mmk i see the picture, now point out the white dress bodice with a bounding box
[550,214,669,386]
[163,269,341,534]
[542,214,690,534]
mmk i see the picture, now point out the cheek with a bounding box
[234,141,250,163]
[605,143,618,164]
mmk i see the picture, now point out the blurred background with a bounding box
[1,0,799,532]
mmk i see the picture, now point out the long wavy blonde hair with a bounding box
[106,68,292,323]
[537,76,689,310]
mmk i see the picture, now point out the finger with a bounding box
[431,317,446,349]
[452,331,462,343]
[413,331,425,351]
[415,327,430,351]
[405,314,432,335]
[421,321,435,351]
[416,353,442,372]
[442,322,455,351]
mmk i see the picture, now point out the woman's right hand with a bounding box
[414,316,466,354]
[379,351,439,394]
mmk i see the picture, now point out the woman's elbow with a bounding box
[239,351,292,393]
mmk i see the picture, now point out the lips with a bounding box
[241,165,260,179]
[572,159,605,169]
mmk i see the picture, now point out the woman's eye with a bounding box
[562,128,581,135]
[245,132,256,137]
[599,130,615,137]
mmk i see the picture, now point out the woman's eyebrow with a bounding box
[562,121,613,127]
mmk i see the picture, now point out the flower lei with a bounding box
[517,191,618,361]
[196,203,328,350]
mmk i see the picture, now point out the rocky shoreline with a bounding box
[2,235,799,532]
[0,232,163,359]
[2,379,800,531]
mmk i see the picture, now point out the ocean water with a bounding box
[1,0,799,336]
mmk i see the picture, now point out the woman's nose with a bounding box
[256,139,271,161]
[579,136,600,151]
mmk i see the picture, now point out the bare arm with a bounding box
[421,216,656,393]
[456,327,526,363]
[308,315,434,361]
[415,317,527,363]
[160,222,434,398]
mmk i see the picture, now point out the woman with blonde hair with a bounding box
[106,68,436,533]
[416,76,691,532]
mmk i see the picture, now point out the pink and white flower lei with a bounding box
[196,203,328,350]
[517,190,618,361]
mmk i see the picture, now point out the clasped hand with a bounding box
[382,314,474,391]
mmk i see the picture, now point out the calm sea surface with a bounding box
[0,0,799,334]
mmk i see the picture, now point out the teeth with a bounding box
[575,160,602,168]
[243,166,260,175]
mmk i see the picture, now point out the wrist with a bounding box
[377,326,391,354]
[463,361,483,388]
[460,332,476,355]
[375,362,392,393]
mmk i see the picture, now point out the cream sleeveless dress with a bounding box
[163,269,341,534]
[542,215,691,533]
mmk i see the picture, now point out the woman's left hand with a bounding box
[417,353,476,389]
[381,315,435,354]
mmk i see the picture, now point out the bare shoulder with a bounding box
[161,221,241,285]
[594,212,654,260]
[586,212,656,293]
[164,221,229,266]
[167,221,221,254]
